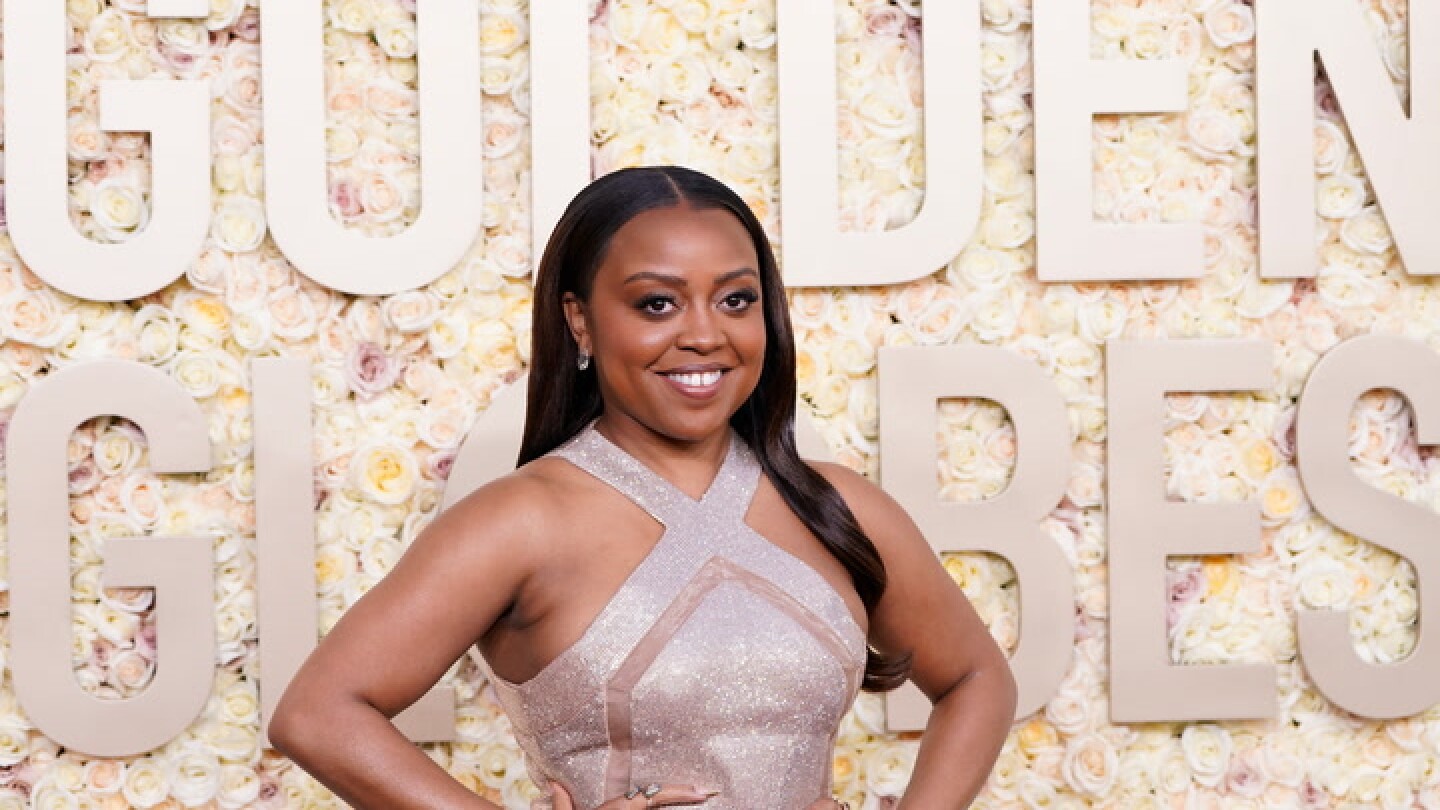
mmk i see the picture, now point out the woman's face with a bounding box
[563,202,767,443]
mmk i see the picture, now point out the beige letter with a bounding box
[1256,0,1439,278]
[776,2,981,286]
[878,346,1073,729]
[8,361,213,756]
[1,0,211,301]
[1032,0,1200,281]
[259,2,483,294]
[1295,336,1440,718]
[529,1,593,269]
[1107,340,1275,721]
[253,359,455,746]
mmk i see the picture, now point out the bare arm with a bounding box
[815,462,1018,809]
[267,473,552,809]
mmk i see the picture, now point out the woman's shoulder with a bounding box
[802,459,921,555]
[420,455,590,562]
[803,459,884,511]
[435,455,586,546]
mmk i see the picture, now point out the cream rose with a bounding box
[1063,733,1118,796]
[164,744,219,807]
[1204,3,1256,48]
[374,14,417,59]
[350,439,419,505]
[216,764,260,810]
[480,10,527,56]
[211,195,267,253]
[121,758,169,808]
[1181,724,1232,788]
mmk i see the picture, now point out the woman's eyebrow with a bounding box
[623,267,759,285]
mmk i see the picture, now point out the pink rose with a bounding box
[865,7,906,37]
[329,178,363,221]
[234,9,260,41]
[68,458,100,495]
[424,450,455,481]
[346,341,401,400]
[1167,565,1205,628]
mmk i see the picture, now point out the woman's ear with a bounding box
[561,292,590,356]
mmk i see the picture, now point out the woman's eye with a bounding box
[722,289,759,311]
[638,295,675,315]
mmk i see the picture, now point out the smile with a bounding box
[659,369,726,397]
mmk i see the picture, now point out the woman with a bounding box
[269,166,1017,809]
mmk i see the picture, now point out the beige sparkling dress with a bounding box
[488,417,867,810]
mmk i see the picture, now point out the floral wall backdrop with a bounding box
[0,0,1434,807]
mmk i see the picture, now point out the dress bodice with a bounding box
[486,418,867,810]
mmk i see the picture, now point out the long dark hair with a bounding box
[518,165,910,692]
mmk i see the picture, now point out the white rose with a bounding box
[483,108,526,159]
[328,0,374,34]
[165,744,220,807]
[170,350,222,399]
[215,764,260,809]
[374,14,417,58]
[479,10,527,56]
[1340,205,1393,254]
[861,742,916,797]
[1052,335,1101,378]
[29,784,79,810]
[1315,173,1367,220]
[67,114,107,161]
[358,170,409,224]
[708,48,753,89]
[267,285,320,340]
[0,721,29,767]
[418,406,470,450]
[1204,2,1256,47]
[480,54,522,96]
[383,290,440,333]
[983,201,1035,249]
[90,177,148,239]
[737,6,776,49]
[969,289,1020,342]
[1063,733,1118,796]
[657,55,712,104]
[84,10,133,63]
[109,649,155,691]
[1045,683,1092,736]
[1187,106,1240,158]
[211,194,267,253]
[315,542,357,597]
[231,309,272,352]
[1313,119,1349,174]
[1181,724,1232,788]
[122,758,169,808]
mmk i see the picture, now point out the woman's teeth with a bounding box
[665,370,722,387]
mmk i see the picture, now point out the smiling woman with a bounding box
[268,166,1015,809]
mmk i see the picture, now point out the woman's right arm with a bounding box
[267,472,553,809]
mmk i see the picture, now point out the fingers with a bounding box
[549,780,574,810]
[619,783,718,807]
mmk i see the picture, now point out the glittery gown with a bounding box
[487,417,867,810]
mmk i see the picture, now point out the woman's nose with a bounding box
[676,305,723,351]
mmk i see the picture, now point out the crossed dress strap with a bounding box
[554,418,762,531]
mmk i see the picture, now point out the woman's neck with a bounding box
[591,410,732,500]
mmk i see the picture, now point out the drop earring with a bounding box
[577,349,591,370]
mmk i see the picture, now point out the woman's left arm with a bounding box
[816,462,1019,809]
